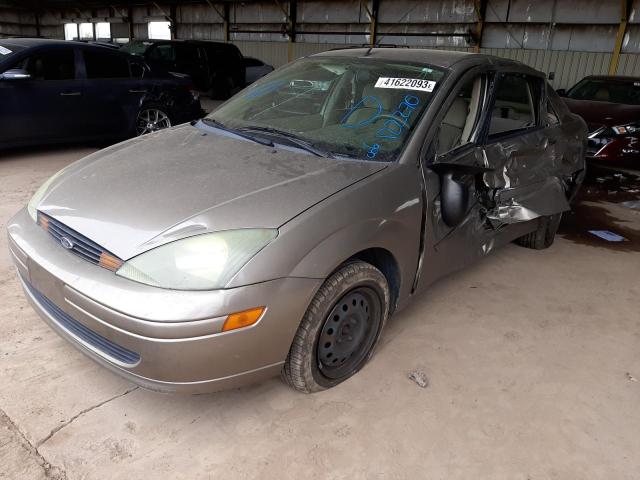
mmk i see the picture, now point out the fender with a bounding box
[229,164,424,306]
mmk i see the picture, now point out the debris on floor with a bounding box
[626,372,638,382]
[621,200,640,210]
[408,370,429,388]
[588,230,628,242]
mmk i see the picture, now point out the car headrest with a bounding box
[442,97,469,129]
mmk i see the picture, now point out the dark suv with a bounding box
[121,40,245,98]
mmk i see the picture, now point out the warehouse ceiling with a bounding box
[0,0,258,9]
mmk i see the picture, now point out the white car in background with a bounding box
[244,56,274,85]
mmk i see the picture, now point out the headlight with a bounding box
[27,168,67,221]
[116,229,277,290]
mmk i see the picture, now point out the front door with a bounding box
[0,46,83,145]
[416,69,495,290]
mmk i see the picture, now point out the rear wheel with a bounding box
[516,213,563,249]
[282,261,390,393]
[136,105,171,136]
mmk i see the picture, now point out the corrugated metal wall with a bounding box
[3,0,640,89]
[230,42,618,89]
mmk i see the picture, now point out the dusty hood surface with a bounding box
[562,98,640,131]
[38,124,385,259]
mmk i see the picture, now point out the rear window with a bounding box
[147,44,176,62]
[489,74,536,137]
[567,78,640,105]
[120,41,153,56]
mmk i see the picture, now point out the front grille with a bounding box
[24,281,140,365]
[37,212,123,272]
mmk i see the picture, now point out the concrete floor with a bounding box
[1,145,639,480]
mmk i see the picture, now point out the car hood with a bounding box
[38,124,386,260]
[562,97,640,132]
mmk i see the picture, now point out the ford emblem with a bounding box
[60,236,74,250]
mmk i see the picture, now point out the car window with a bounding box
[546,101,560,126]
[130,62,145,79]
[83,50,130,79]
[176,44,200,63]
[120,41,153,56]
[16,48,75,80]
[488,74,536,137]
[210,57,445,162]
[437,74,485,155]
[566,78,640,105]
[0,42,26,63]
[148,44,176,62]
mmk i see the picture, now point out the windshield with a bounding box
[0,42,25,65]
[567,78,640,105]
[120,41,153,56]
[208,56,446,162]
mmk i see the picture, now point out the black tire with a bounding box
[516,213,562,249]
[211,75,235,100]
[282,261,390,393]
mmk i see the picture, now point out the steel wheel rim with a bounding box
[316,287,382,380]
[136,108,171,136]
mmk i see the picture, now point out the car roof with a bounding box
[0,37,123,51]
[312,47,541,75]
[0,38,68,48]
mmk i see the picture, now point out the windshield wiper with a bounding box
[238,126,334,158]
[201,118,274,147]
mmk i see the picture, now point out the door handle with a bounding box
[128,89,147,93]
[60,91,81,96]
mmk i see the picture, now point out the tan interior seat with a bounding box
[342,85,404,127]
[438,97,469,153]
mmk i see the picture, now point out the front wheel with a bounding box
[282,261,390,393]
[136,106,172,136]
[516,212,563,249]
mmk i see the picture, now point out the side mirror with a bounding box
[429,163,493,228]
[548,71,555,81]
[556,88,567,97]
[440,170,470,227]
[0,68,31,81]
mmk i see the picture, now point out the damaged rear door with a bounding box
[480,72,570,225]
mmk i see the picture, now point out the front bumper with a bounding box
[7,208,321,394]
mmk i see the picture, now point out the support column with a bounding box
[369,0,379,47]
[170,3,178,40]
[127,6,134,39]
[473,0,487,53]
[223,2,230,42]
[609,0,630,75]
[288,0,297,63]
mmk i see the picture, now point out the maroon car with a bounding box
[560,75,640,167]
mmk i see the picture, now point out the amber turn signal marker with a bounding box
[37,214,49,231]
[222,307,265,332]
[99,252,124,272]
